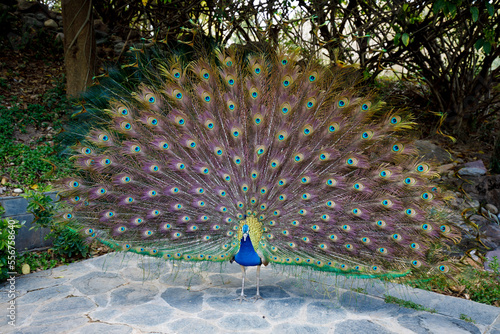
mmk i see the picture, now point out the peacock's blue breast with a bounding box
[234,236,262,266]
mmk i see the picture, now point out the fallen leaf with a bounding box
[21,263,30,274]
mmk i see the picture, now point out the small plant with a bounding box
[16,252,61,273]
[459,314,476,324]
[400,257,500,307]
[0,205,23,281]
[384,295,437,313]
[22,187,89,259]
[351,287,367,294]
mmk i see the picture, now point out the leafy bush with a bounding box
[16,252,61,273]
[22,187,89,259]
[0,205,23,281]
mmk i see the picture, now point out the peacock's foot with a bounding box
[250,294,264,303]
[233,295,248,303]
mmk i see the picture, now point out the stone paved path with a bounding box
[1,253,499,333]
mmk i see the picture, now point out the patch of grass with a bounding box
[16,252,62,272]
[402,257,500,307]
[2,143,74,186]
[0,75,75,187]
[384,295,437,313]
[351,287,367,294]
[459,314,476,324]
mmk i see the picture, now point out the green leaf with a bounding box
[483,42,491,54]
[448,3,457,16]
[474,38,484,50]
[470,7,479,22]
[433,0,445,14]
[487,3,494,16]
[394,32,401,46]
[402,33,410,46]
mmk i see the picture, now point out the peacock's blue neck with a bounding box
[234,235,262,267]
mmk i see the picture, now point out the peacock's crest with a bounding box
[58,45,460,279]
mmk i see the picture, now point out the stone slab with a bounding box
[3,253,499,334]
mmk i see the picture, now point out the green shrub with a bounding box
[0,205,23,281]
[22,187,89,259]
[16,252,61,273]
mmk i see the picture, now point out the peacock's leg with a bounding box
[233,265,248,303]
[250,265,263,302]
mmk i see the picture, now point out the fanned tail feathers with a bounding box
[58,45,460,278]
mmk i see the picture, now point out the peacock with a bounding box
[58,44,460,302]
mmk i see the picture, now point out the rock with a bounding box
[458,160,487,176]
[35,12,48,21]
[55,32,64,42]
[483,223,500,249]
[114,41,126,55]
[415,140,454,164]
[95,30,109,45]
[462,175,500,209]
[44,19,58,28]
[468,200,480,208]
[438,163,455,173]
[17,0,41,11]
[13,188,23,193]
[94,19,108,33]
[486,204,499,215]
[23,15,43,28]
[484,248,500,272]
[458,167,487,176]
[469,249,480,261]
[0,4,12,13]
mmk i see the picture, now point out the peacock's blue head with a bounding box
[242,224,250,241]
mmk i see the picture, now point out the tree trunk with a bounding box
[492,132,500,174]
[62,0,96,97]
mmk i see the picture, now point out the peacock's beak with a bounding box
[242,232,249,241]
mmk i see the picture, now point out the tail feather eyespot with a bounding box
[337,97,349,108]
[360,101,371,111]
[416,163,430,173]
